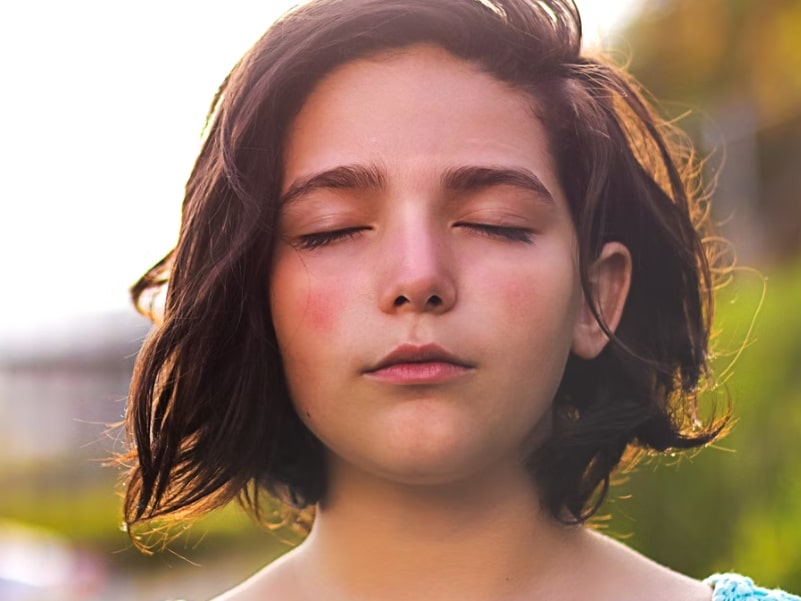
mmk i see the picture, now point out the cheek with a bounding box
[271,253,348,337]
[483,266,577,321]
[296,282,343,333]
[477,256,582,348]
[497,277,535,319]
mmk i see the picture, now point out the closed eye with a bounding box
[294,226,370,250]
[455,222,534,244]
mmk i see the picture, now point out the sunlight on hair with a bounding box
[474,0,508,19]
[535,0,557,23]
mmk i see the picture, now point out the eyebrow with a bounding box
[441,165,554,204]
[279,163,554,205]
[280,164,386,206]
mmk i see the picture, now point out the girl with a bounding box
[121,1,799,599]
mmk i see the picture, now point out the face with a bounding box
[270,45,590,488]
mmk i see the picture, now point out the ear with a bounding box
[571,242,632,360]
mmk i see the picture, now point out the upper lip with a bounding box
[365,343,474,373]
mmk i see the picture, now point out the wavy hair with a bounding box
[121,0,728,541]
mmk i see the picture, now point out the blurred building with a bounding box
[0,312,150,468]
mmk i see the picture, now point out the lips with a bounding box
[367,343,473,371]
[364,343,474,384]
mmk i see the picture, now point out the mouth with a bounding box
[364,343,474,384]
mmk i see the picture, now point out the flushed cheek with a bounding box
[299,280,346,333]
[270,259,352,425]
[271,253,348,336]
[481,267,578,324]
[497,277,538,319]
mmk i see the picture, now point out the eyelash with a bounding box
[294,223,533,250]
[457,223,534,244]
[295,227,370,250]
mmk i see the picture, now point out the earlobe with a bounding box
[571,242,632,360]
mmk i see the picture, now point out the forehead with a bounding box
[282,44,562,200]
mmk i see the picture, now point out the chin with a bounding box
[358,442,513,489]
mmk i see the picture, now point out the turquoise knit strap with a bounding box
[705,573,800,601]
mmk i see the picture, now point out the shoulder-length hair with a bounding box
[122,0,727,539]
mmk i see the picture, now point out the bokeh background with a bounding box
[1,0,799,599]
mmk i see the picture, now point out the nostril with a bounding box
[427,295,442,307]
[393,295,409,307]
[392,294,443,309]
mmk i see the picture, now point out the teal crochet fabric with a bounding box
[167,574,799,601]
[706,573,800,600]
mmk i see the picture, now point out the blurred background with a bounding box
[1,0,799,598]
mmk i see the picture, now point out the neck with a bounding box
[293,461,584,601]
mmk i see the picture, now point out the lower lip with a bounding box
[366,361,471,384]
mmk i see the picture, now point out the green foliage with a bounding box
[604,259,801,589]
[0,461,294,570]
[0,473,125,546]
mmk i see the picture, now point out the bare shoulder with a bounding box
[580,529,713,601]
[209,547,303,601]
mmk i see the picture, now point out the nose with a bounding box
[378,220,457,315]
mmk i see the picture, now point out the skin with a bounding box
[213,45,711,601]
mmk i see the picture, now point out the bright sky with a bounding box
[0,0,639,338]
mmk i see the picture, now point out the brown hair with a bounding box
[122,0,727,541]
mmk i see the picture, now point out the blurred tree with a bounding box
[618,0,801,262]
